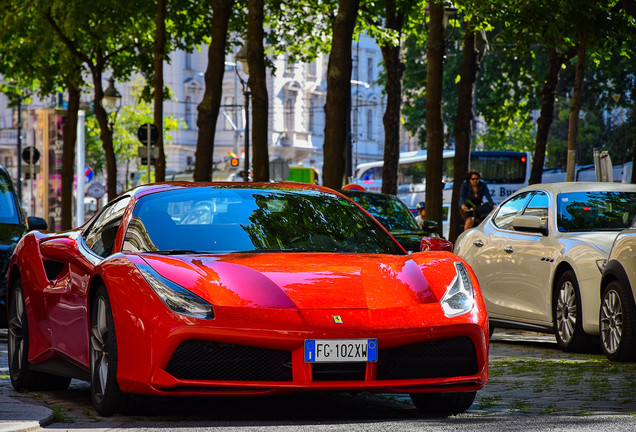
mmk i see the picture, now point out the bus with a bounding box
[354,150,532,209]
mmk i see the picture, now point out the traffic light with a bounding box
[227,151,240,170]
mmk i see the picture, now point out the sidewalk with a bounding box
[0,329,53,432]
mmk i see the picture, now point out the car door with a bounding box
[490,191,558,325]
[46,196,131,366]
[468,192,533,319]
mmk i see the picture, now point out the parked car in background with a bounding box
[455,182,636,352]
[0,166,47,326]
[599,225,636,361]
[341,187,452,252]
[8,182,488,416]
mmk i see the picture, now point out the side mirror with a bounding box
[421,220,439,232]
[512,215,547,236]
[26,216,48,231]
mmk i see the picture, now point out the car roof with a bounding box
[125,181,340,200]
[517,182,636,195]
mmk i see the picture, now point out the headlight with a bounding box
[441,262,475,318]
[136,264,214,319]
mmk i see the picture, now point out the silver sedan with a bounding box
[455,182,636,352]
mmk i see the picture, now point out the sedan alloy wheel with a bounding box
[553,271,588,352]
[600,280,636,361]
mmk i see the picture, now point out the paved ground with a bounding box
[1,328,636,431]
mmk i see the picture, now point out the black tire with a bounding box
[553,270,589,352]
[90,285,128,416]
[488,322,495,339]
[410,391,476,416]
[600,280,636,361]
[8,278,71,391]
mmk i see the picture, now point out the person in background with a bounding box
[459,169,495,231]
[415,201,426,228]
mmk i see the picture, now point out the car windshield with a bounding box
[557,191,636,232]
[342,191,421,232]
[0,174,20,224]
[122,186,405,255]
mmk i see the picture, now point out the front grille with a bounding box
[312,362,366,381]
[165,340,292,381]
[376,336,478,380]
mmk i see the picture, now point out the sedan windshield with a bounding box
[557,191,636,232]
[122,186,405,255]
[342,191,421,232]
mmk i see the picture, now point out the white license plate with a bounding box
[304,339,377,362]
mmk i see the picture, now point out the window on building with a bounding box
[185,97,193,129]
[367,109,373,139]
[185,51,193,70]
[367,57,374,83]
[284,98,294,131]
[309,98,316,134]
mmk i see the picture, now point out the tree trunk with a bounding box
[61,81,80,230]
[153,0,166,182]
[322,0,359,189]
[449,27,485,244]
[193,0,234,182]
[380,0,404,196]
[424,1,445,235]
[565,35,587,182]
[529,48,575,185]
[248,0,269,182]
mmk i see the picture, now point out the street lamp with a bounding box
[235,44,251,182]
[103,77,122,131]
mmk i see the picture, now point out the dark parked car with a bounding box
[340,188,452,253]
[0,166,47,326]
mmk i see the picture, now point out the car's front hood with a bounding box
[141,253,454,310]
[560,231,620,256]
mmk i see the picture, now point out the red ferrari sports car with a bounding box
[7,182,488,416]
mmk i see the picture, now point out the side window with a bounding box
[493,192,533,230]
[523,191,549,227]
[84,197,131,258]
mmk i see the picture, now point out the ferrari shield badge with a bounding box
[333,315,343,324]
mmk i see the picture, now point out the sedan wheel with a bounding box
[553,270,588,352]
[90,285,128,416]
[410,391,476,416]
[600,280,636,361]
[8,278,71,391]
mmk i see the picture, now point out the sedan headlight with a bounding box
[441,262,475,318]
[136,264,214,319]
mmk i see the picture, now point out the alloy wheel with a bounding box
[90,295,110,397]
[556,281,577,344]
[600,289,623,355]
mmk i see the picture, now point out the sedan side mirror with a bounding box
[512,215,547,236]
[421,220,439,232]
[26,216,48,231]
